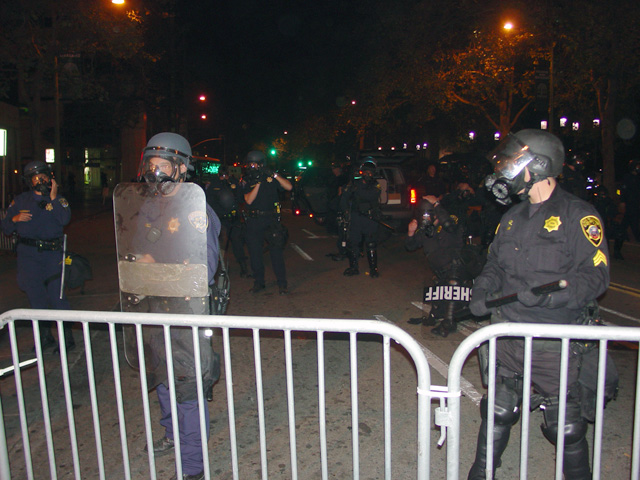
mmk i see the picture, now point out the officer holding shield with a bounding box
[1,161,74,352]
[122,132,221,480]
[405,195,474,337]
[467,130,610,480]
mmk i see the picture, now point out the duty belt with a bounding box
[19,236,63,251]
[246,209,279,217]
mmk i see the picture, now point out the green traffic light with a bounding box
[270,149,277,156]
[307,160,313,166]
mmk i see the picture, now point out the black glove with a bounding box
[517,289,552,307]
[469,288,490,317]
[262,167,274,178]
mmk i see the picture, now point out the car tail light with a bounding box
[409,188,418,204]
[294,209,301,215]
[309,213,314,218]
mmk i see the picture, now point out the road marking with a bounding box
[290,243,313,261]
[302,229,328,239]
[376,314,483,406]
[599,306,640,324]
[609,282,640,299]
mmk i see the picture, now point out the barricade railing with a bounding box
[0,308,441,480]
[440,322,640,480]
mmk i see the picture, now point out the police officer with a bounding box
[134,132,221,480]
[468,130,610,480]
[340,158,382,277]
[240,150,292,294]
[559,154,588,199]
[406,196,476,337]
[206,165,249,276]
[1,161,74,352]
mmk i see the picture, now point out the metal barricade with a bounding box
[0,308,440,480]
[439,322,640,480]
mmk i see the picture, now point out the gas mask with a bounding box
[483,134,538,205]
[139,156,181,195]
[32,176,53,195]
[416,200,436,237]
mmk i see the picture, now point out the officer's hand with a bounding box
[407,219,418,236]
[469,288,490,317]
[517,289,551,307]
[262,167,274,178]
[12,212,32,223]
[424,195,438,205]
[50,179,58,200]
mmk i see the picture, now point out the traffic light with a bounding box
[269,148,277,156]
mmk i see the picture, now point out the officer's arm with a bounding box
[471,222,505,295]
[1,201,19,234]
[206,206,221,284]
[51,197,71,226]
[546,209,610,309]
[244,182,260,205]
[273,173,292,191]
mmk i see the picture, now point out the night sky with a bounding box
[182,1,366,144]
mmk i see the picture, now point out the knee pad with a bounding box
[480,382,521,426]
[540,400,588,445]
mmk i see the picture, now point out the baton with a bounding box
[0,358,38,378]
[59,233,67,299]
[454,279,568,320]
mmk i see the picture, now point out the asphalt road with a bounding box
[1,195,639,479]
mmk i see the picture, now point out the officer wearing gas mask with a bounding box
[340,158,382,277]
[406,195,473,337]
[467,130,609,480]
[240,150,292,294]
[2,161,74,352]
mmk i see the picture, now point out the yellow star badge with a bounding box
[45,203,53,211]
[543,216,562,232]
[167,217,180,233]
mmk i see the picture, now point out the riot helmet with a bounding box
[24,160,53,194]
[138,133,192,193]
[484,129,564,205]
[245,150,266,168]
[359,157,377,183]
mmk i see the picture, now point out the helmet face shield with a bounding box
[483,134,538,204]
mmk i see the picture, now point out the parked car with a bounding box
[291,166,335,225]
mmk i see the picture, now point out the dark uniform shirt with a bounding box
[474,185,610,325]
[2,191,71,242]
[241,175,283,213]
[206,175,242,219]
[339,178,381,217]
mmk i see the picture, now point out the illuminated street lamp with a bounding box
[503,22,514,31]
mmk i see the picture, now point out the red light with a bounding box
[309,213,314,218]
[295,209,301,215]
[410,188,417,204]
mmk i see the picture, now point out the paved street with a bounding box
[1,187,639,479]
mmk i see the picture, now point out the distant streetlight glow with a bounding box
[199,95,206,102]
[572,122,580,131]
[541,120,549,130]
[351,100,356,105]
[468,131,475,140]
[494,132,501,141]
[201,114,207,120]
[593,119,600,127]
[560,117,567,128]
[112,0,125,4]
[503,22,513,31]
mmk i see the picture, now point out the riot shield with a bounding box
[113,182,210,377]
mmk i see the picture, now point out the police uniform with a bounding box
[340,176,381,276]
[2,189,73,347]
[468,185,609,480]
[206,174,248,275]
[241,173,288,291]
[405,203,472,335]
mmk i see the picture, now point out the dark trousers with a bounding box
[157,383,210,476]
[246,216,287,287]
[17,247,72,342]
[221,218,247,265]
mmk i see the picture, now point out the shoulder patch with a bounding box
[59,197,69,208]
[188,210,208,233]
[580,215,603,247]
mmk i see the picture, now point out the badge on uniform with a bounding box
[45,203,53,211]
[580,215,603,247]
[59,197,69,208]
[167,217,181,233]
[543,215,562,232]
[266,177,273,183]
[188,211,208,233]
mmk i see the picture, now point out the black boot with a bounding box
[467,421,511,479]
[343,250,359,276]
[367,248,379,278]
[431,318,456,337]
[562,437,592,480]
